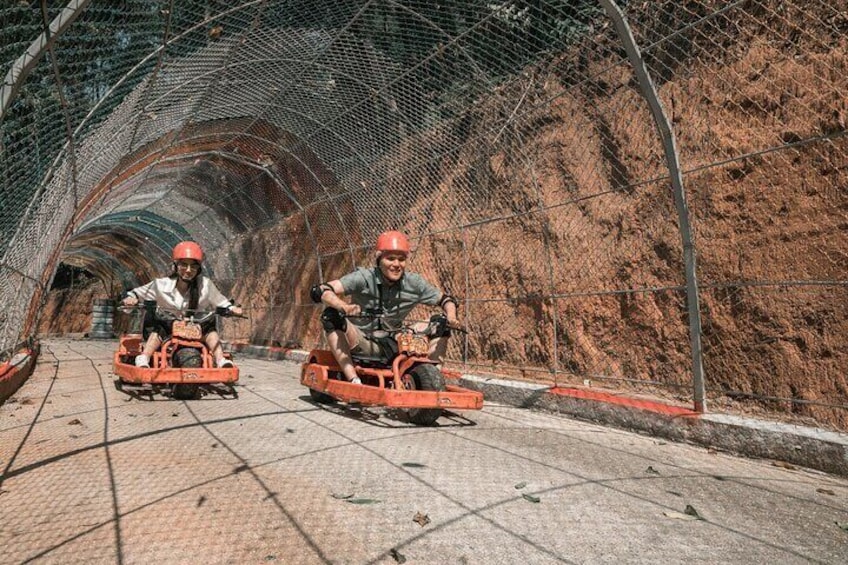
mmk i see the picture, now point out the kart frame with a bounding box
[300,349,483,410]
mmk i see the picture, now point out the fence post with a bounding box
[598,0,707,412]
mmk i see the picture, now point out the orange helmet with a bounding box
[172,241,204,262]
[375,230,410,254]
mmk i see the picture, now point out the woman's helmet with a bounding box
[172,241,204,262]
[375,231,410,254]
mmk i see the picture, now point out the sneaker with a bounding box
[134,354,150,368]
[350,376,362,385]
[218,359,234,368]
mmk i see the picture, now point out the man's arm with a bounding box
[438,293,460,328]
[311,280,361,316]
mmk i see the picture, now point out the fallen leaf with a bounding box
[684,504,703,520]
[413,512,430,527]
[836,521,848,532]
[712,475,726,481]
[331,493,353,500]
[402,462,426,468]
[667,491,682,497]
[514,481,527,489]
[816,488,835,496]
[389,548,406,563]
[522,494,541,503]
[197,495,206,507]
[20,398,34,405]
[346,498,380,505]
[646,466,660,475]
[772,461,796,470]
[67,419,82,425]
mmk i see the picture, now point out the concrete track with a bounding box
[1,339,847,564]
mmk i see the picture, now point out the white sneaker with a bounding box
[134,354,150,368]
[350,376,361,385]
[218,359,234,368]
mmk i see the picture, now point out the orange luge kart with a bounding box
[114,302,240,400]
[301,312,483,425]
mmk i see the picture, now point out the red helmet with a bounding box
[375,231,410,254]
[172,241,204,262]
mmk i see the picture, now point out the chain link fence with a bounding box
[1,0,846,428]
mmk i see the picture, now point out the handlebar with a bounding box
[118,302,247,321]
[342,310,466,336]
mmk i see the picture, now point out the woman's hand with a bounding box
[122,295,139,307]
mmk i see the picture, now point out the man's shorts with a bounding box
[349,325,388,358]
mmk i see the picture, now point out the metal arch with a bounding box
[599,0,706,413]
[0,0,93,121]
[65,210,199,285]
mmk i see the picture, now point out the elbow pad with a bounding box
[310,283,333,303]
[439,294,458,309]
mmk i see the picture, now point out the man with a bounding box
[311,230,460,384]
[122,241,243,368]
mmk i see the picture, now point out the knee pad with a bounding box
[321,307,347,332]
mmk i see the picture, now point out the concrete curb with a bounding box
[231,345,848,477]
[458,374,848,477]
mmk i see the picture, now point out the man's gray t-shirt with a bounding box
[339,267,441,331]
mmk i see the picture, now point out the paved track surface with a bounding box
[2,339,847,564]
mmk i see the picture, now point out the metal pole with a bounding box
[598,0,707,412]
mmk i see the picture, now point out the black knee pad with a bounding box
[321,307,347,332]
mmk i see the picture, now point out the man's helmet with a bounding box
[375,230,410,254]
[172,241,204,262]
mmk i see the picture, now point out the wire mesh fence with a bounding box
[1,0,846,428]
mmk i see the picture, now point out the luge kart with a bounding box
[301,312,483,425]
[114,302,241,400]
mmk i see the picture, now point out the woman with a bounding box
[121,241,243,368]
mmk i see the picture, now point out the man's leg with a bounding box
[429,336,449,364]
[326,323,362,383]
[415,319,450,364]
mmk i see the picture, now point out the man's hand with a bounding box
[446,316,462,330]
[343,303,361,316]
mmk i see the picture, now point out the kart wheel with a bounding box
[173,347,202,368]
[309,388,336,404]
[172,384,199,400]
[405,364,446,426]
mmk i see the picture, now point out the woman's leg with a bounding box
[204,331,230,367]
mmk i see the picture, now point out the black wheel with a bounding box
[171,347,202,400]
[309,369,341,404]
[309,388,336,404]
[172,384,199,400]
[405,364,446,426]
[172,347,202,368]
